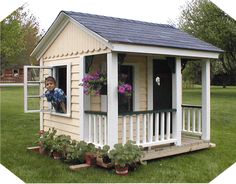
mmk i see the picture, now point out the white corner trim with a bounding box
[147,56,153,110]
[112,43,220,59]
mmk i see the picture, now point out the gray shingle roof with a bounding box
[63,11,223,53]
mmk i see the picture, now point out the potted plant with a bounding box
[65,140,88,164]
[84,143,97,165]
[37,128,56,155]
[97,145,111,164]
[51,134,71,160]
[108,141,144,175]
[80,70,107,95]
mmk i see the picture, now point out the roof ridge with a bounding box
[63,10,174,29]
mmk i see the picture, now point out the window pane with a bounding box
[27,98,40,110]
[28,85,40,96]
[27,68,40,81]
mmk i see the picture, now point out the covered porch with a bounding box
[79,51,212,155]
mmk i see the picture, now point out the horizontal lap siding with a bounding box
[42,57,81,140]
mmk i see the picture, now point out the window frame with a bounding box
[50,63,71,117]
[24,63,71,117]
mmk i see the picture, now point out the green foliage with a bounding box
[108,141,143,168]
[178,0,236,75]
[65,141,89,164]
[38,128,57,152]
[51,134,71,157]
[0,5,41,72]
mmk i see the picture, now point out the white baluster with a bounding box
[198,109,201,133]
[161,112,165,141]
[99,115,102,145]
[166,112,170,140]
[122,116,127,144]
[136,115,140,144]
[104,116,107,145]
[182,108,185,131]
[130,115,133,140]
[143,114,146,143]
[93,115,97,143]
[155,113,159,142]
[192,109,196,132]
[187,109,191,132]
[89,114,92,142]
[149,113,153,142]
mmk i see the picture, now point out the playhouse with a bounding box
[24,11,222,160]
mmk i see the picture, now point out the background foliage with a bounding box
[0,5,42,74]
[178,0,236,85]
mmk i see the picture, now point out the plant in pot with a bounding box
[108,141,143,175]
[85,143,97,166]
[80,70,107,95]
[65,140,88,164]
[37,128,56,155]
[97,145,111,164]
[51,134,71,160]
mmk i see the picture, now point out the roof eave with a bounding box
[111,42,222,59]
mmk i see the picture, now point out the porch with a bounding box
[79,52,211,154]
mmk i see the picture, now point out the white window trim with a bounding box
[100,62,139,112]
[48,62,71,117]
[121,62,139,111]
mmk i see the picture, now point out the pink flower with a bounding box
[118,86,126,94]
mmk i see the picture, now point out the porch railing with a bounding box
[85,111,107,147]
[119,109,177,147]
[182,104,202,136]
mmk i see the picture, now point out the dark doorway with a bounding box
[153,59,174,135]
[153,60,172,110]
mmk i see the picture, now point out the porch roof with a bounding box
[63,11,223,53]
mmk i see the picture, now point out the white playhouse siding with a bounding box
[41,21,110,140]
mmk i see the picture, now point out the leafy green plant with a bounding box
[97,145,111,163]
[65,141,88,164]
[38,128,57,153]
[108,141,144,168]
[51,134,71,158]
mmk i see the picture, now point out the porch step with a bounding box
[142,140,215,161]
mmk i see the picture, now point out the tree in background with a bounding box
[0,4,42,74]
[178,0,236,85]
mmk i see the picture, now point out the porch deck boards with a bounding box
[142,136,215,161]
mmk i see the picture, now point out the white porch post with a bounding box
[107,52,118,148]
[202,59,210,141]
[79,56,87,141]
[172,57,182,146]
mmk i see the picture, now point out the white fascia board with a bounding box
[112,43,220,59]
[31,12,69,60]
[66,13,113,50]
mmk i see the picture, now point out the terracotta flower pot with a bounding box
[53,151,62,160]
[85,153,96,165]
[115,166,129,175]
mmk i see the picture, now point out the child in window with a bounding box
[44,76,66,113]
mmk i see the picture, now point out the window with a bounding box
[118,65,133,113]
[24,63,71,117]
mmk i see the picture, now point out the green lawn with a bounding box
[1,86,236,183]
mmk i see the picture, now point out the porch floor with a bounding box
[142,135,215,161]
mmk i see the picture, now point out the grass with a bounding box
[1,86,236,183]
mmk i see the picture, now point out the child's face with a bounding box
[45,80,56,91]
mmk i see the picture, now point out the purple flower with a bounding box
[118,86,126,94]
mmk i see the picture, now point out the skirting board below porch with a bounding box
[142,136,216,161]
